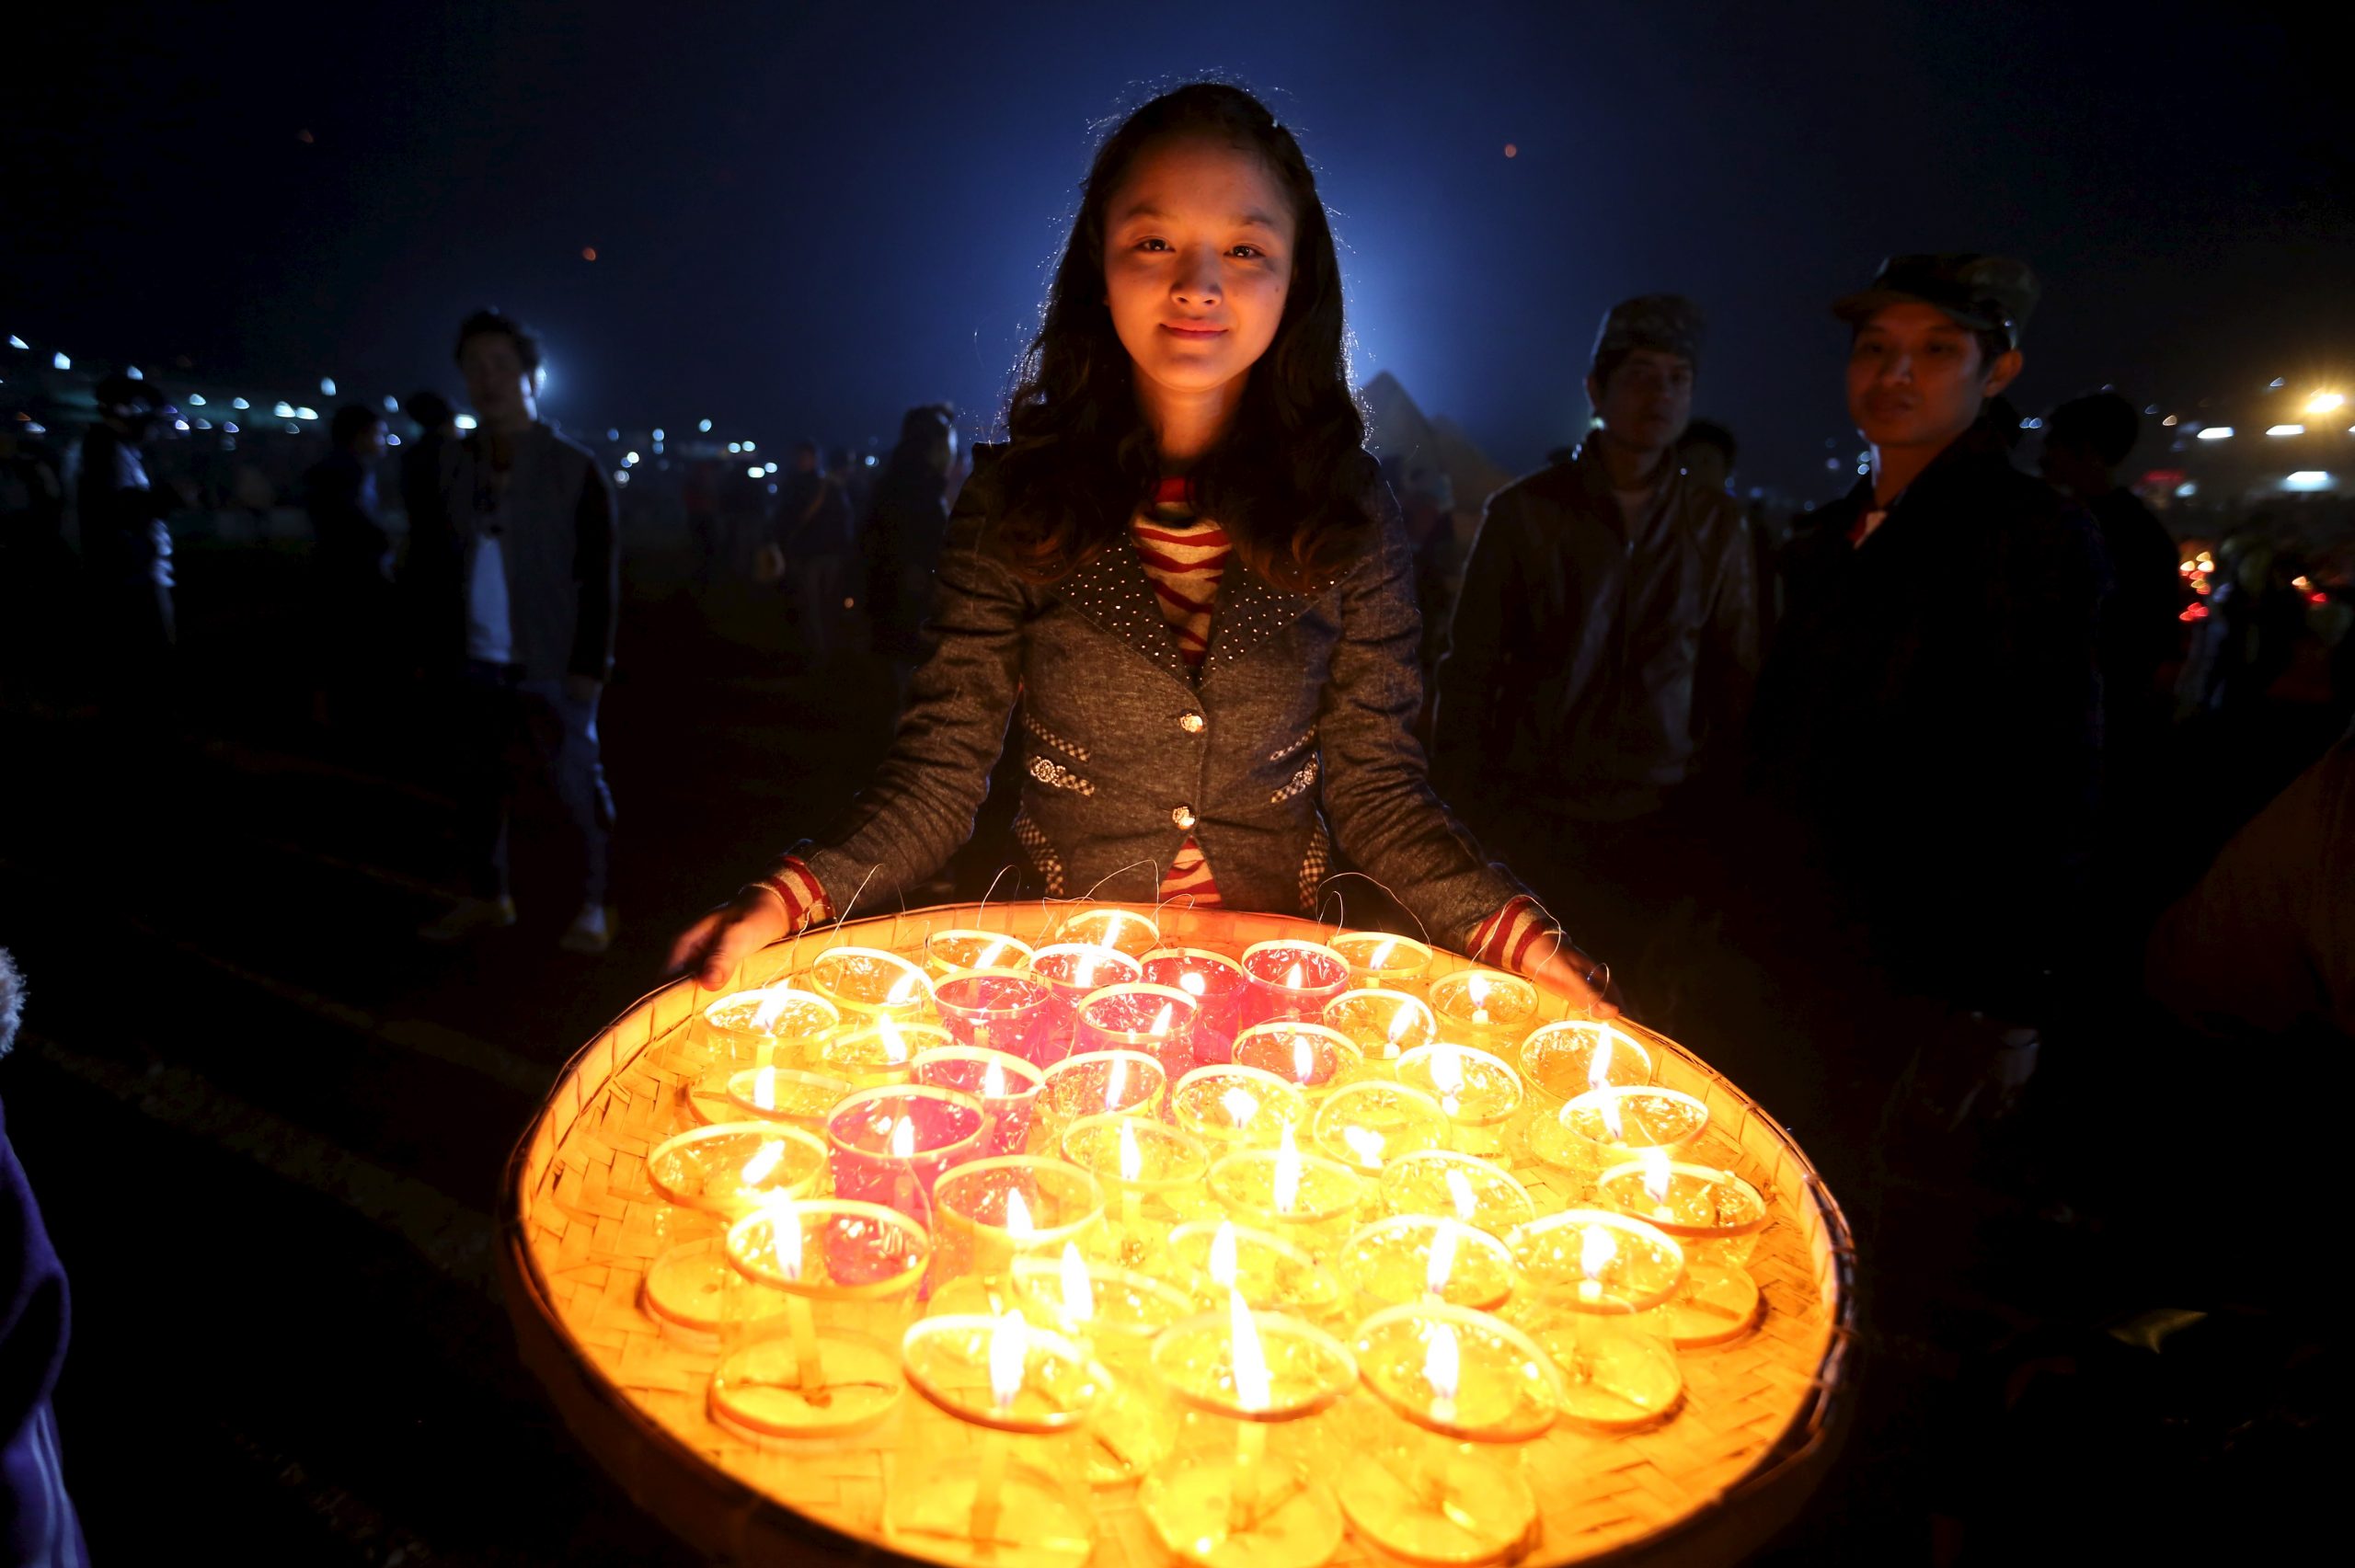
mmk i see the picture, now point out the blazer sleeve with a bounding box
[1318,498,1531,946]
[799,465,1027,914]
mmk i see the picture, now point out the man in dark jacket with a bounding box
[414,311,620,955]
[1752,255,2108,1024]
[773,441,854,665]
[1431,295,1757,998]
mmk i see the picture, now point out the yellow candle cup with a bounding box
[923,928,1037,981]
[1328,930,1436,995]
[1319,988,1440,1070]
[805,945,934,1024]
[1170,1064,1311,1153]
[1427,969,1539,1056]
[1335,1214,1519,1314]
[1377,1150,1538,1241]
[1312,1080,1452,1173]
[1393,1043,1524,1157]
[1060,1114,1212,1268]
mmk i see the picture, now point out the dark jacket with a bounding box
[776,471,854,558]
[1751,418,2109,1016]
[1431,440,1759,821]
[861,462,952,657]
[422,423,618,682]
[304,449,390,585]
[799,446,1528,944]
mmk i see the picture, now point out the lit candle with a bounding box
[1204,1125,1367,1262]
[688,987,844,1074]
[1319,988,1439,1070]
[1504,1210,1687,1431]
[923,927,1037,982]
[805,946,934,1025]
[1169,1063,1311,1153]
[821,1017,951,1088]
[1546,1084,1710,1185]
[702,1063,852,1132]
[1028,943,1143,1058]
[1518,1019,1654,1107]
[1167,1219,1347,1320]
[1332,1211,1520,1315]
[1394,1042,1525,1156]
[1594,1153,1769,1348]
[931,968,1062,1070]
[1238,940,1351,1028]
[1051,906,1162,959]
[1377,1150,1538,1241]
[1230,1020,1361,1098]
[1006,1245,1200,1485]
[929,1154,1105,1307]
[1037,1048,1166,1145]
[912,1045,1046,1157]
[821,1084,989,1225]
[1329,931,1436,995]
[1310,1080,1452,1173]
[641,1123,828,1341]
[1141,948,1249,1064]
[1059,1115,1209,1265]
[1073,981,1200,1083]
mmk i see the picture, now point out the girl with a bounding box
[670,82,1609,1010]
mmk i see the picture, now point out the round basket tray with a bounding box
[500,903,1856,1567]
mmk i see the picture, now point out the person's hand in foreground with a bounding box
[667,886,789,990]
[1526,937,1621,1019]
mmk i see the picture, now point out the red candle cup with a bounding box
[823,1084,990,1224]
[1028,944,1144,1061]
[1140,948,1248,1065]
[930,967,1062,1070]
[1072,982,1200,1083]
[913,1046,1047,1158]
[1239,939,1351,1029]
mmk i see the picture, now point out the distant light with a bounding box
[126,365,143,380]
[2267,424,2304,437]
[1855,464,1869,475]
[2143,405,2159,416]
[606,428,619,441]
[1824,457,1841,471]
[727,441,741,452]
[864,454,877,467]
[741,440,755,452]
[2019,416,2043,430]
[383,395,400,412]
[699,418,713,432]
[764,462,777,475]
[2175,481,2198,498]
[455,413,478,430]
[652,428,665,442]
[192,418,211,430]
[2197,427,2234,441]
[172,418,189,431]
[320,377,337,395]
[2161,415,2177,427]
[274,401,297,418]
[2269,377,2287,389]
[52,352,69,370]
[222,421,238,433]
[219,435,234,449]
[284,421,301,433]
[581,246,598,262]
[614,469,629,485]
[188,394,207,406]
[767,482,778,493]
[6,335,26,349]
[746,464,764,479]
[1503,143,1518,158]
[2304,391,2346,416]
[385,432,401,445]
[2284,471,2333,491]
[2180,603,2209,623]
[623,451,639,465]
[231,396,250,410]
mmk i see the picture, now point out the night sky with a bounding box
[8,0,2349,495]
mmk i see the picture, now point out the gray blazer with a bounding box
[799,447,1527,944]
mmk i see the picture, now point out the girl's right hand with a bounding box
[666,887,789,990]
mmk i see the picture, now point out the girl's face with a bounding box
[1101,136,1296,404]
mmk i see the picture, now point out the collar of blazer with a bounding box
[1056,535,1316,690]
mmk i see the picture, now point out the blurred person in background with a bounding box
[398,388,462,674]
[75,372,178,729]
[304,405,393,733]
[414,310,620,955]
[861,403,958,700]
[1675,418,1738,496]
[772,441,854,666]
[0,424,70,715]
[1432,295,1757,1015]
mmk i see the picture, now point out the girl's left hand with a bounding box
[1525,941,1621,1019]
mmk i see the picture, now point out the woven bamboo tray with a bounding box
[500,902,1856,1567]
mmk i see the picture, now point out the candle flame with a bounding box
[752,1063,777,1112]
[987,1310,1027,1413]
[1220,1086,1261,1128]
[1598,1090,1627,1142]
[1579,1223,1617,1281]
[1429,1042,1465,1102]
[1208,1220,1240,1288]
[1466,972,1491,1026]
[1292,1033,1315,1084]
[739,1139,787,1189]
[752,989,794,1030]
[1272,1124,1303,1214]
[976,938,1009,969]
[1342,1125,1384,1168]
[1059,1241,1094,1322]
[1588,1030,1615,1092]
[889,1117,916,1159]
[1105,1054,1130,1111]
[1387,1004,1417,1049]
[1118,1118,1143,1183]
[1284,960,1304,991]
[1150,1002,1176,1037]
[1424,1319,1461,1420]
[1075,949,1104,986]
[1179,971,1207,997]
[774,1203,805,1282]
[983,1058,1008,1099]
[1426,1218,1460,1297]
[1370,938,1398,969]
[1228,1288,1271,1413]
[1637,1146,1673,1205]
[1005,1185,1034,1239]
[886,967,923,1006]
[1443,1167,1479,1221]
[879,1016,908,1064]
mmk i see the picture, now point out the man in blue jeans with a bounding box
[414,310,620,954]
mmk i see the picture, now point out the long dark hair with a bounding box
[990,82,1374,590]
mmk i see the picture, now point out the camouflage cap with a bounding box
[1833,254,2039,349]
[1591,294,1706,375]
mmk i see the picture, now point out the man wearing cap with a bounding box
[1432,296,1758,1003]
[1752,255,2108,1025]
